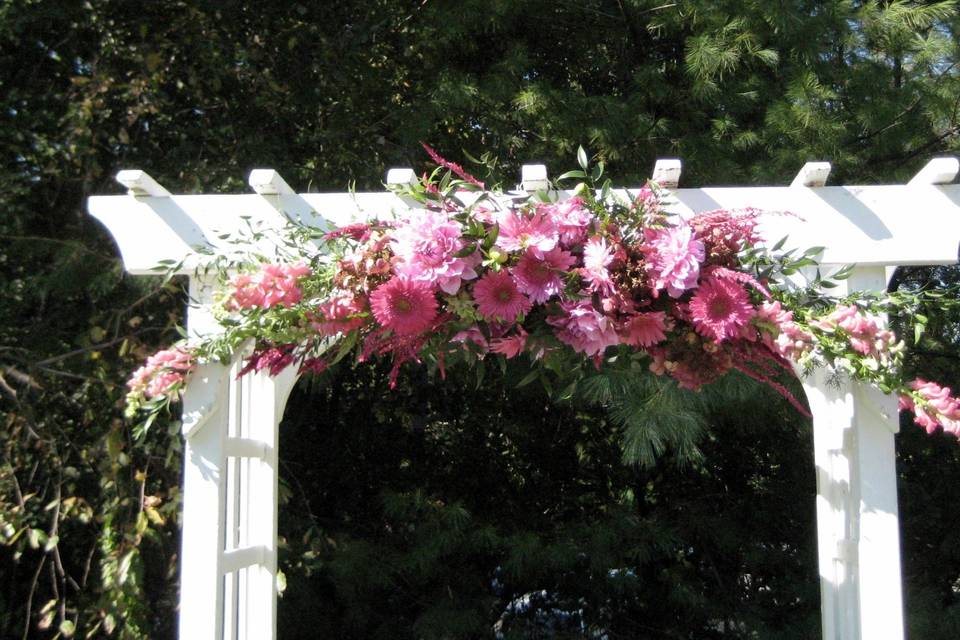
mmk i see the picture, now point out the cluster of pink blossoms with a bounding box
[127,345,195,401]
[126,161,960,441]
[228,263,311,310]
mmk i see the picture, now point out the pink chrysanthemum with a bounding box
[496,208,558,255]
[390,208,478,294]
[369,277,438,335]
[581,236,616,295]
[473,270,532,322]
[547,300,620,356]
[688,276,754,342]
[620,311,668,347]
[643,224,705,298]
[511,247,575,304]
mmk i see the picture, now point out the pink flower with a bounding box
[238,344,297,377]
[511,247,575,304]
[229,263,311,310]
[145,371,185,399]
[451,325,489,353]
[490,328,528,359]
[900,379,960,437]
[620,311,668,347]
[390,209,477,294]
[688,276,754,342]
[127,345,195,400]
[473,270,532,322]
[547,300,620,356]
[369,277,438,335]
[313,294,367,336]
[643,223,705,298]
[495,207,558,255]
[551,197,593,245]
[580,236,616,295]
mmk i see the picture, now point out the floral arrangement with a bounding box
[125,147,960,440]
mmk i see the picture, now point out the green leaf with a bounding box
[556,170,587,182]
[577,145,589,170]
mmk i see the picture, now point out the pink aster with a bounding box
[581,236,616,295]
[511,247,575,304]
[620,311,668,347]
[473,270,532,322]
[688,276,754,342]
[495,207,558,255]
[369,277,438,335]
[643,223,705,298]
[390,208,477,294]
[547,299,620,357]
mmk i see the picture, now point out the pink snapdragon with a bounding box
[496,207,558,255]
[390,208,478,294]
[813,304,897,358]
[127,345,195,400]
[229,263,311,310]
[547,300,620,357]
[512,247,575,304]
[898,379,960,436]
[643,223,705,298]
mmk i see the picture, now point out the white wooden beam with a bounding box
[651,159,681,188]
[248,169,295,196]
[907,157,959,185]
[115,169,171,197]
[791,162,832,188]
[521,164,549,192]
[221,545,267,573]
[225,436,269,459]
[385,167,418,186]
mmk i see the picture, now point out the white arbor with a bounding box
[88,158,960,640]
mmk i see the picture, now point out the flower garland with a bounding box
[125,149,960,440]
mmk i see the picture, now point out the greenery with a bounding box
[2,0,960,638]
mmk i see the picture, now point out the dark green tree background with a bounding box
[1,1,959,637]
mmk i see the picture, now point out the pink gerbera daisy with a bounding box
[473,270,532,322]
[496,208,558,255]
[620,311,668,347]
[369,277,438,335]
[511,247,575,304]
[688,276,754,342]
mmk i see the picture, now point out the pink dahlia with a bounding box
[390,208,477,294]
[581,236,616,295]
[551,197,593,245]
[620,311,668,347]
[547,300,620,356]
[511,247,575,304]
[369,277,438,335]
[643,223,705,298]
[473,270,532,322]
[496,207,558,255]
[688,276,754,342]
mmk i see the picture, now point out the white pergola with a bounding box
[88,157,960,640]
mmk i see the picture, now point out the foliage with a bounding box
[1,0,959,638]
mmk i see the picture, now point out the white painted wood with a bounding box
[521,164,549,192]
[385,167,417,186]
[248,169,295,196]
[791,162,832,187]
[908,157,959,185]
[800,266,904,640]
[652,159,681,188]
[89,161,960,640]
[115,169,171,197]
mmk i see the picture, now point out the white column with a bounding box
[802,266,905,640]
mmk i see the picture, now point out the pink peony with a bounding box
[688,276,754,342]
[511,247,575,304]
[580,236,616,295]
[390,208,478,294]
[643,223,705,298]
[369,277,438,335]
[495,207,558,255]
[620,311,668,347]
[547,299,620,356]
[473,270,532,322]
